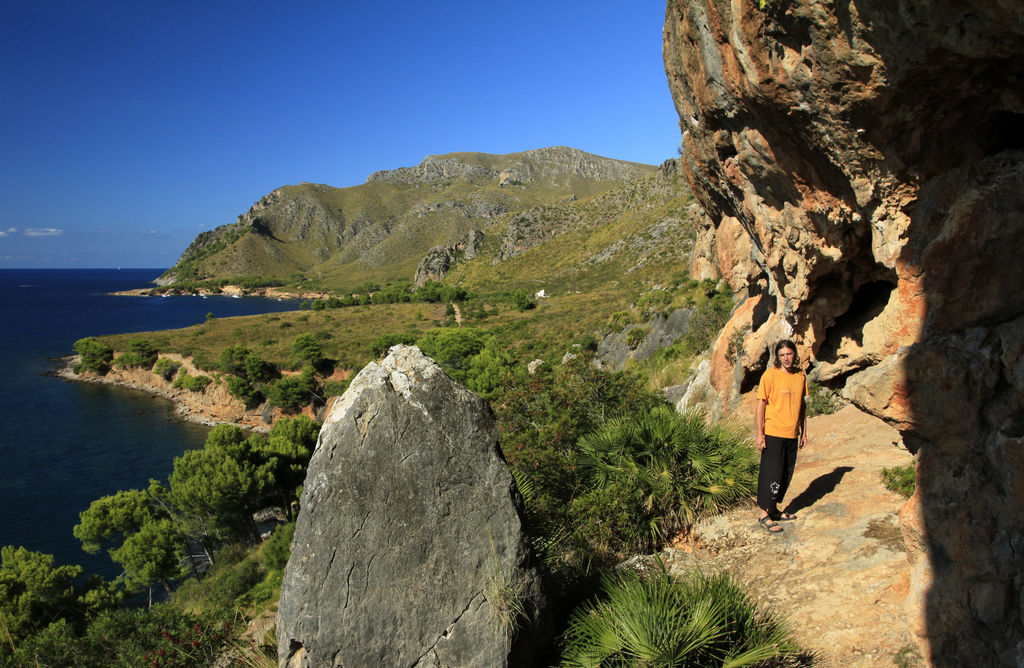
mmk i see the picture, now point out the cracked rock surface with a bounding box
[277,345,546,667]
[664,1,1024,662]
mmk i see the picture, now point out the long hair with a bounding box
[772,339,799,368]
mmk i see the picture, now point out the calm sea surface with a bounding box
[0,268,298,577]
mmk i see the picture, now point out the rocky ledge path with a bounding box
[662,405,918,667]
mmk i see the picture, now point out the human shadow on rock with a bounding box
[784,466,853,514]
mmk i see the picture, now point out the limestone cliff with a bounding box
[664,1,1024,664]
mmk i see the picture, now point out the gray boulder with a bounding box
[277,345,547,668]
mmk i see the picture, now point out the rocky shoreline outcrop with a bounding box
[57,355,315,432]
[108,285,321,300]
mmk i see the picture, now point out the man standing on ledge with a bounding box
[755,339,808,534]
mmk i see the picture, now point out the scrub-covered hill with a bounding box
[161,147,656,290]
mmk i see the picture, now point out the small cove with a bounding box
[0,268,298,578]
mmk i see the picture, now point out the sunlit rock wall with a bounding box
[664,0,1024,664]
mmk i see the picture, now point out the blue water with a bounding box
[0,269,298,577]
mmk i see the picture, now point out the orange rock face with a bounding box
[664,0,1024,663]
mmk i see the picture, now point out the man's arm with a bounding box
[755,398,767,451]
[798,384,808,449]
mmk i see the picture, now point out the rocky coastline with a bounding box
[55,354,311,433]
[109,285,324,300]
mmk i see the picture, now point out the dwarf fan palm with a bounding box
[576,407,757,549]
[560,569,812,667]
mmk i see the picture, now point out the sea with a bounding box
[0,268,299,578]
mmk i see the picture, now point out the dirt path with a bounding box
[662,405,918,666]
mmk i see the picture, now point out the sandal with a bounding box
[759,516,783,534]
[773,511,797,521]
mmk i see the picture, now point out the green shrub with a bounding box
[153,357,181,381]
[239,568,282,609]
[172,372,212,392]
[291,333,324,365]
[113,339,159,370]
[244,353,277,383]
[371,332,418,357]
[416,281,469,304]
[258,417,319,514]
[0,546,119,641]
[881,463,916,499]
[636,289,672,316]
[464,339,515,399]
[219,346,276,386]
[416,327,486,377]
[261,522,296,572]
[606,311,632,332]
[624,326,648,350]
[227,376,264,409]
[218,344,250,376]
[510,289,536,311]
[570,334,599,352]
[806,382,844,416]
[560,569,812,667]
[726,325,751,363]
[893,643,924,668]
[73,337,113,375]
[322,379,353,397]
[204,557,264,609]
[494,356,666,574]
[267,367,321,413]
[681,289,733,354]
[10,603,235,668]
[572,408,757,561]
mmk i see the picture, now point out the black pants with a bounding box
[757,435,798,512]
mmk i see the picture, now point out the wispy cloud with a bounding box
[23,228,64,237]
[140,229,175,239]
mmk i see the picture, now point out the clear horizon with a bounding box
[1,1,680,269]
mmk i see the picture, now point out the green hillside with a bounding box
[162,147,657,290]
[111,157,704,386]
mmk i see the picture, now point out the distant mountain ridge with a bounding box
[366,146,652,185]
[161,147,656,288]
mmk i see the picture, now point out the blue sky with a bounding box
[1,1,681,268]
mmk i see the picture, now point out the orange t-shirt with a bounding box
[757,367,807,438]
